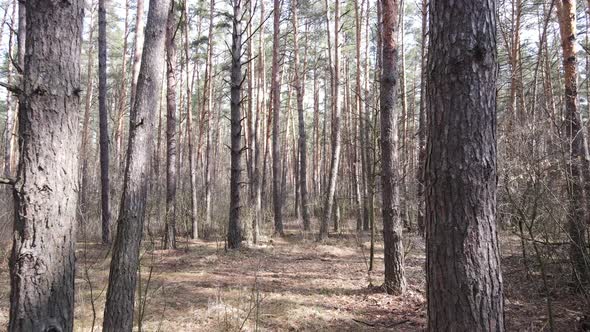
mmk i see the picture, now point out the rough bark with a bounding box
[380,0,407,296]
[426,0,504,330]
[102,0,170,329]
[271,0,284,236]
[228,0,244,249]
[8,1,83,330]
[98,0,111,244]
[164,0,178,250]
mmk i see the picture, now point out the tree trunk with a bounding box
[129,0,144,116]
[252,0,265,243]
[320,0,341,240]
[8,1,83,330]
[291,7,311,230]
[416,0,427,236]
[426,0,504,330]
[98,0,111,244]
[2,0,15,178]
[102,0,170,329]
[380,0,406,296]
[556,0,590,284]
[164,1,178,250]
[203,0,215,236]
[228,0,244,249]
[362,0,371,232]
[354,0,365,232]
[79,9,96,224]
[115,0,130,170]
[185,0,198,240]
[271,0,284,236]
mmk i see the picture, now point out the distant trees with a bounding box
[102,0,170,329]
[8,0,83,330]
[425,0,504,330]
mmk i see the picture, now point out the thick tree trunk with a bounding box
[8,1,83,330]
[98,0,111,244]
[426,0,504,330]
[380,0,406,296]
[164,1,178,250]
[228,0,244,249]
[102,0,169,329]
[320,0,341,240]
[271,0,284,236]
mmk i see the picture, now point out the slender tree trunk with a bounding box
[292,0,311,230]
[252,0,265,242]
[129,0,144,116]
[426,0,504,330]
[185,0,198,239]
[102,0,169,329]
[2,0,14,178]
[380,0,406,296]
[228,0,244,249]
[98,0,111,244]
[17,0,24,68]
[164,1,178,250]
[8,1,83,330]
[416,0,428,236]
[203,0,215,235]
[79,8,96,223]
[320,0,341,240]
[115,0,130,169]
[362,0,372,232]
[271,0,284,236]
[556,0,590,284]
[354,0,365,232]
[398,0,408,228]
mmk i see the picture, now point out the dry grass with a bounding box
[0,218,585,331]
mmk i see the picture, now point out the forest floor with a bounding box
[0,218,586,331]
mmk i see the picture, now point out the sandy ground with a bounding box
[0,219,586,331]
